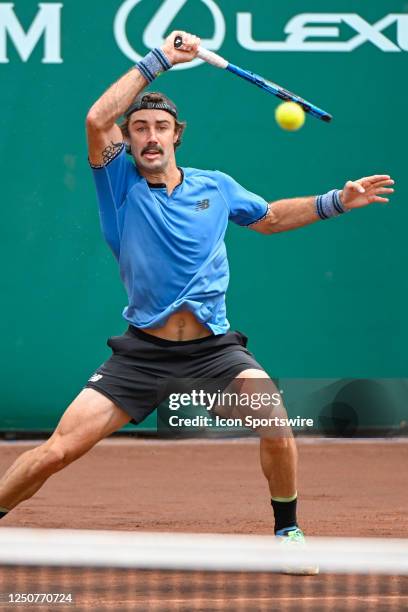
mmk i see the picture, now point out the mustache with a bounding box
[142,145,164,155]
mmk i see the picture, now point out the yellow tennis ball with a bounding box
[275,102,305,131]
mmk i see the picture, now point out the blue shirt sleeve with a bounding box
[216,171,269,226]
[90,144,135,260]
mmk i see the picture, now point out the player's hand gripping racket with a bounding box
[174,36,332,123]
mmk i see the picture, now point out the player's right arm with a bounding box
[86,31,200,166]
[86,69,147,167]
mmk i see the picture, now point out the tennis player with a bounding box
[0,32,394,552]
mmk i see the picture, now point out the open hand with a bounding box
[339,175,395,210]
[161,31,201,65]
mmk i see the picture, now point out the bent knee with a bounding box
[33,440,77,476]
[260,436,294,453]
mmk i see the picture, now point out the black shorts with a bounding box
[84,326,265,424]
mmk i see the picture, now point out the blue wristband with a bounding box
[315,189,349,220]
[136,48,172,83]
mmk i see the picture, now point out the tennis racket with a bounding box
[174,36,332,123]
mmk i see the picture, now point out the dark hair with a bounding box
[120,92,186,149]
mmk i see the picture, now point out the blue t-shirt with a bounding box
[90,144,268,334]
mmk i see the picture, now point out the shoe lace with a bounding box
[285,528,305,543]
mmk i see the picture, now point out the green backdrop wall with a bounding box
[1,1,407,431]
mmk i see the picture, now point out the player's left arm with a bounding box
[250,175,394,235]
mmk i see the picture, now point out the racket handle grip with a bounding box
[197,47,228,69]
[174,36,228,69]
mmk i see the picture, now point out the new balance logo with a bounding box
[89,373,103,382]
[195,199,210,211]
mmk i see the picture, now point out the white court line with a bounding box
[0,529,407,573]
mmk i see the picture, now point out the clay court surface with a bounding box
[1,438,407,610]
[1,438,407,535]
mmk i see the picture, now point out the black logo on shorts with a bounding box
[195,199,210,211]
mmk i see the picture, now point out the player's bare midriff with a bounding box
[140,310,213,341]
